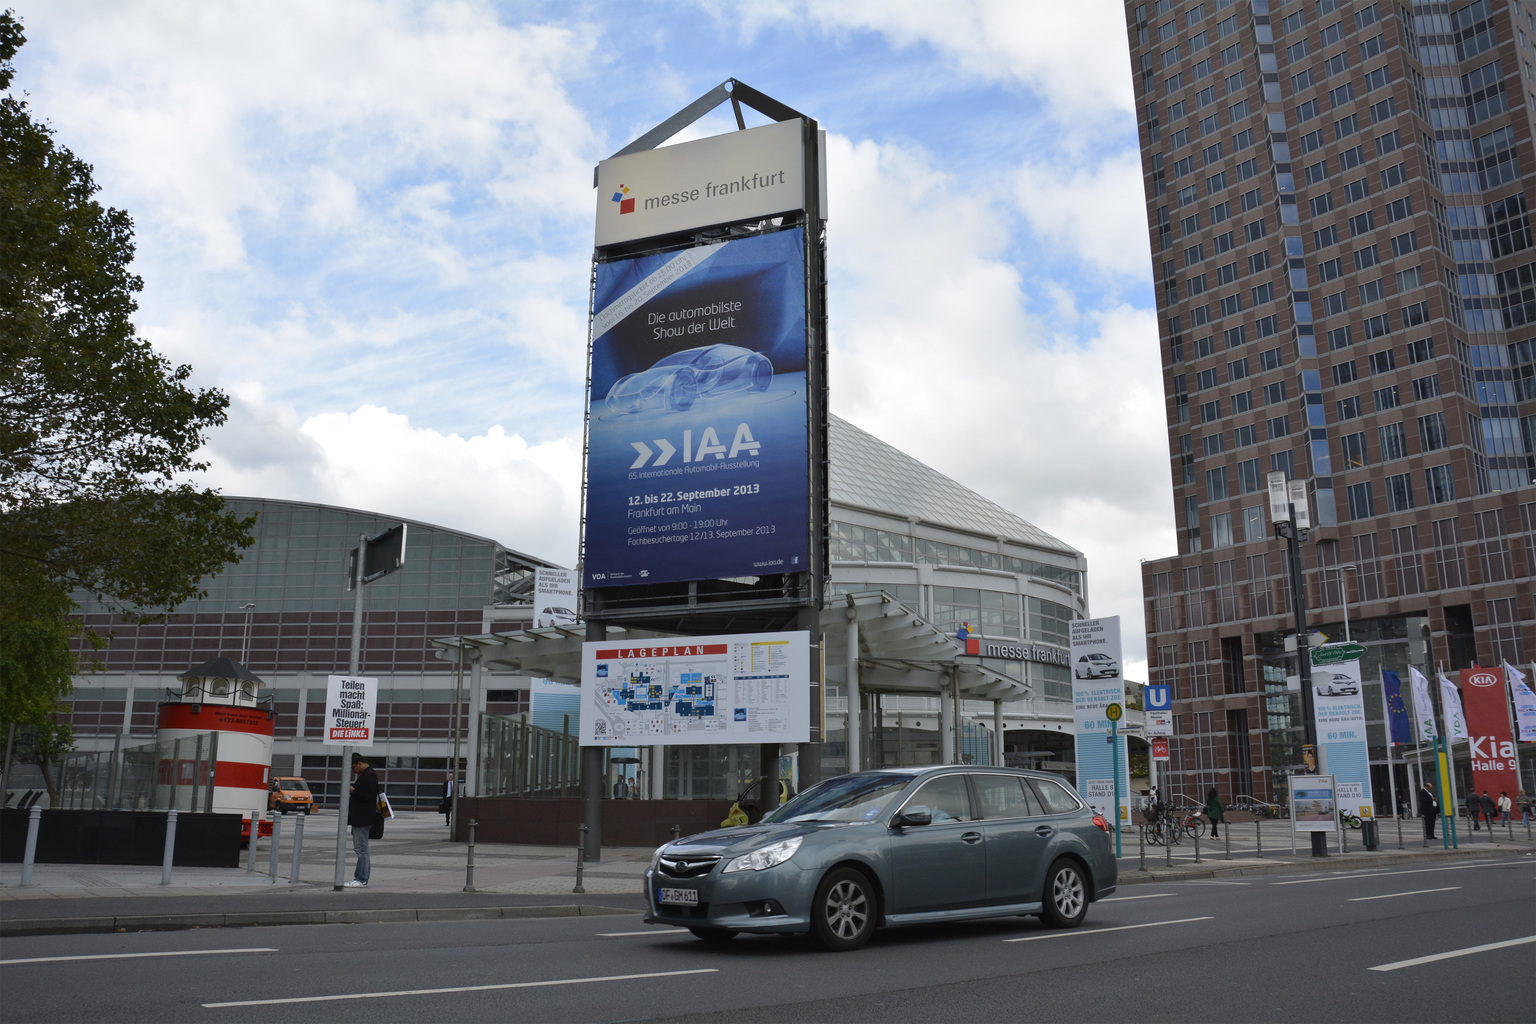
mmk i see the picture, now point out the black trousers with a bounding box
[1422,814,1435,839]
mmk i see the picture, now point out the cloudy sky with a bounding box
[14,0,1171,675]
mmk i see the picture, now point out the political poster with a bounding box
[1070,616,1130,826]
[323,674,378,746]
[1309,658,1373,818]
[1460,667,1521,819]
[580,631,810,746]
[533,567,578,628]
[582,228,810,589]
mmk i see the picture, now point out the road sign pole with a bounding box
[1111,718,1122,859]
[334,533,366,890]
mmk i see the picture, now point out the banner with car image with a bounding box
[1069,616,1131,827]
[1309,655,1374,818]
[583,227,810,589]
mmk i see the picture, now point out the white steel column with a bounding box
[993,700,1004,766]
[940,690,954,764]
[845,613,861,773]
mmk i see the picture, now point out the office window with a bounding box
[1299,128,1326,154]
[1288,39,1312,63]
[1197,367,1218,390]
[1314,224,1340,248]
[1305,159,1329,185]
[1339,144,1364,171]
[1341,431,1369,468]
[1350,210,1376,235]
[1359,279,1385,304]
[1324,52,1350,78]
[1226,69,1248,93]
[1263,381,1287,405]
[1412,374,1441,400]
[1207,466,1230,499]
[1254,314,1278,338]
[1240,187,1263,211]
[1321,290,1349,316]
[1243,505,1266,544]
[1406,338,1434,364]
[1391,231,1419,257]
[1319,257,1344,282]
[1204,142,1224,165]
[1297,98,1321,122]
[1189,273,1209,295]
[1237,458,1263,493]
[1248,250,1270,273]
[1332,361,1358,385]
[1268,414,1291,438]
[1310,193,1335,217]
[1373,385,1400,410]
[1203,433,1226,456]
[1419,412,1449,451]
[1327,325,1353,350]
[1214,230,1235,253]
[1354,244,1379,270]
[1320,20,1344,47]
[1330,83,1354,108]
[1270,449,1295,478]
[1370,96,1396,122]
[1425,464,1456,504]
[1385,196,1413,222]
[1218,263,1240,286]
[1385,473,1414,512]
[1234,423,1257,447]
[1182,214,1201,235]
[1236,157,1260,182]
[1252,282,1274,305]
[1363,313,1392,338]
[1379,422,1407,461]
[1343,177,1371,204]
[1185,243,1206,266]
[1176,158,1196,180]
[1201,399,1222,422]
[1337,395,1364,420]
[1231,390,1253,413]
[1402,301,1429,327]
[1347,482,1375,520]
[1369,349,1396,374]
[1211,512,1234,547]
[1229,357,1250,380]
[1208,170,1228,193]
[1245,219,1266,242]
[1212,201,1232,223]
[1194,334,1216,356]
[1230,97,1251,121]
[1234,127,1255,150]
[1334,114,1359,140]
[1259,346,1283,371]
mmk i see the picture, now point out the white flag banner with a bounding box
[1408,667,1437,741]
[1438,671,1469,741]
[1505,661,1536,743]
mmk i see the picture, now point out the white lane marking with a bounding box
[1273,860,1522,886]
[1368,935,1536,972]
[202,968,719,1008]
[1,947,276,967]
[1186,880,1250,885]
[595,928,689,937]
[1348,886,1462,902]
[1100,893,1175,902]
[1004,916,1212,943]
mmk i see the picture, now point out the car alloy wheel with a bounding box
[812,867,874,951]
[1041,858,1088,928]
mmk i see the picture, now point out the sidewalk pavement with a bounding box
[2,811,1530,936]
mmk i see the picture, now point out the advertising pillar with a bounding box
[1309,652,1374,821]
[1069,616,1131,828]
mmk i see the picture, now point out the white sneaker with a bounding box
[345,879,367,888]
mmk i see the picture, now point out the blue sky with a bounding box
[15,0,1172,674]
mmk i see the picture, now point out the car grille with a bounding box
[657,854,721,878]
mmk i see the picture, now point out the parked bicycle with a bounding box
[1338,809,1362,830]
[1179,807,1206,839]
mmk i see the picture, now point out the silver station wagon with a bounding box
[644,765,1117,950]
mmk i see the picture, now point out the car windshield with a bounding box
[761,772,912,824]
[279,780,306,791]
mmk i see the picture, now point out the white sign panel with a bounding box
[1069,616,1130,826]
[324,674,378,746]
[580,631,810,745]
[533,567,578,628]
[595,120,805,247]
[1145,710,1173,736]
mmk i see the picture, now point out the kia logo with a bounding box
[1468,673,1498,686]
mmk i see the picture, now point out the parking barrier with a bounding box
[1165,822,1172,867]
[1192,823,1200,864]
[161,809,177,885]
[573,822,586,895]
[1224,826,1231,860]
[246,815,259,872]
[289,812,305,883]
[268,812,282,881]
[1255,817,1262,858]
[1137,822,1144,872]
[464,819,478,893]
[19,805,41,886]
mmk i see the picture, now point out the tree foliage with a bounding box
[0,11,254,741]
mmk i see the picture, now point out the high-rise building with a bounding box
[1127,0,1535,806]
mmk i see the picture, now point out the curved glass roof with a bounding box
[830,415,1080,557]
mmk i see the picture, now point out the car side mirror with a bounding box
[893,805,932,828]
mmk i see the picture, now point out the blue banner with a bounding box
[1381,670,1412,745]
[583,228,809,588]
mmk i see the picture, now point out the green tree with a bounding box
[0,10,254,777]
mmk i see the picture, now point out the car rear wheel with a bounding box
[688,926,737,944]
[1041,858,1088,928]
[811,867,874,951]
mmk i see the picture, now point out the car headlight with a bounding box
[649,844,668,871]
[722,836,802,873]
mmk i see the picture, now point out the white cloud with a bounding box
[1015,153,1153,280]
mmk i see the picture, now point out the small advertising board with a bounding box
[582,228,810,588]
[1309,657,1374,818]
[324,675,378,746]
[1289,774,1338,833]
[580,631,810,745]
[1069,616,1131,827]
[533,567,578,628]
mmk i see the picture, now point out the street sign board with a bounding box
[1151,737,1170,761]
[1311,641,1366,665]
[1106,702,1123,722]
[1143,683,1171,711]
[324,674,378,746]
[1146,710,1172,736]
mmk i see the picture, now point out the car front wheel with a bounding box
[1041,858,1088,928]
[811,867,875,951]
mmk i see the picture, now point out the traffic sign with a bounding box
[1106,702,1123,722]
[1151,737,1169,761]
[1146,710,1172,736]
[1311,641,1366,665]
[1144,684,1171,711]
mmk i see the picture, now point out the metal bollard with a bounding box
[161,809,178,885]
[289,812,305,883]
[246,815,259,872]
[1165,823,1172,867]
[1342,824,1348,853]
[671,825,681,841]
[1396,812,1404,850]
[1137,822,1145,872]
[464,819,478,893]
[19,805,43,886]
[1193,823,1201,864]
[573,822,587,894]
[1255,816,1262,859]
[268,812,281,880]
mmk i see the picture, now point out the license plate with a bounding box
[658,887,699,906]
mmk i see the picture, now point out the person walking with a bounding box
[1418,781,1438,840]
[345,753,380,888]
[1205,786,1225,839]
[438,777,454,828]
[1496,791,1512,825]
[1465,789,1481,830]
[1479,790,1497,828]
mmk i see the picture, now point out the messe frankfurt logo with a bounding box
[611,184,634,214]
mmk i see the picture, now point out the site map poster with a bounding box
[580,631,810,746]
[583,227,810,589]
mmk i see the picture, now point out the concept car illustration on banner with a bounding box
[583,227,809,589]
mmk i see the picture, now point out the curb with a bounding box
[0,903,639,938]
[1115,845,1527,885]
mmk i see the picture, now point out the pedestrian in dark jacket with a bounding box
[1418,782,1438,840]
[1479,790,1497,827]
[346,753,380,887]
[1205,787,1225,839]
[1465,789,1481,830]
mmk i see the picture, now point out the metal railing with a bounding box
[477,713,581,798]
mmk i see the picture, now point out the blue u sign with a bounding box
[1144,684,1172,711]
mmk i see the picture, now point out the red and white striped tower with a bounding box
[156,657,275,817]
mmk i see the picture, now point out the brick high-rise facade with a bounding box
[1128,0,1535,806]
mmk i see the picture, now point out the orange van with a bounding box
[268,776,315,814]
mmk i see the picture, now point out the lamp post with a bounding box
[1268,472,1327,857]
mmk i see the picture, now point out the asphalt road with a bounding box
[2,858,1531,1023]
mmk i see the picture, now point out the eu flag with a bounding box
[1382,670,1412,744]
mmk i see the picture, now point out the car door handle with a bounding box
[961,831,982,845]
[1035,826,1054,837]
